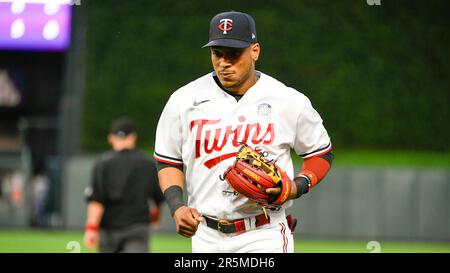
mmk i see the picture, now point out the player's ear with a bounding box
[251,43,260,62]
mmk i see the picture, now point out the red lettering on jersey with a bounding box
[189,116,275,168]
[204,127,231,154]
[258,123,275,145]
[189,119,220,157]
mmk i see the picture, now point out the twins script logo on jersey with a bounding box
[189,115,275,169]
[218,19,233,34]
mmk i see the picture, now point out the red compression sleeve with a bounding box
[297,154,332,190]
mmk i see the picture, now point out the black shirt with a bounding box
[87,149,164,229]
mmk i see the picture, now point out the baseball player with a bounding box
[154,11,333,253]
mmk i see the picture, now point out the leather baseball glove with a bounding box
[221,144,292,209]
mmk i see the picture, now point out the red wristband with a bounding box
[85,223,99,232]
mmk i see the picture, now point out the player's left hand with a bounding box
[265,174,297,201]
[222,144,294,207]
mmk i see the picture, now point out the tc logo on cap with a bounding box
[218,18,233,34]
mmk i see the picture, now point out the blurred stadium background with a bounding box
[0,0,449,253]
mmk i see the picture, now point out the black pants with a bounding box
[99,223,149,253]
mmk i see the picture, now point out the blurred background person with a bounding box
[83,116,164,253]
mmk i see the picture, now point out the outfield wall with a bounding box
[61,156,450,242]
[292,167,450,241]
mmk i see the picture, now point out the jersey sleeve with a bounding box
[153,94,184,166]
[293,95,332,158]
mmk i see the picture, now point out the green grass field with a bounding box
[0,230,449,253]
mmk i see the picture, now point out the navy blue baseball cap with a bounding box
[202,11,258,48]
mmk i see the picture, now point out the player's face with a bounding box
[211,43,260,94]
[108,133,137,151]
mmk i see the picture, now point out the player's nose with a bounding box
[218,57,232,68]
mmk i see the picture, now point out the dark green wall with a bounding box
[82,0,450,152]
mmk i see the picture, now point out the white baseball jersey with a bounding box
[154,71,331,220]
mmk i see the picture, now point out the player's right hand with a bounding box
[173,206,203,238]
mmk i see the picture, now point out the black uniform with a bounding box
[86,148,164,253]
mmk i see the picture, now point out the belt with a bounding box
[204,214,270,234]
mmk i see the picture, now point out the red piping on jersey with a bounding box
[153,155,183,166]
[302,143,332,159]
[279,223,287,253]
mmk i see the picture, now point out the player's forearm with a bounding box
[158,166,185,191]
[158,167,186,215]
[86,201,104,226]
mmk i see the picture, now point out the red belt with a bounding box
[204,214,270,234]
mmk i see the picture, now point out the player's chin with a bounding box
[219,78,238,90]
